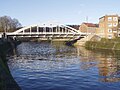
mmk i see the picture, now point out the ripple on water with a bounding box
[8,42,120,90]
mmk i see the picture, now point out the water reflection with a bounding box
[8,42,79,72]
[9,42,120,83]
[76,46,120,82]
[7,42,120,90]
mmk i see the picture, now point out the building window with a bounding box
[108,17,112,21]
[108,35,112,39]
[108,29,112,33]
[108,23,112,27]
[113,17,118,21]
[113,23,118,27]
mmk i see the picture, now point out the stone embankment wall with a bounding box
[85,37,120,50]
[0,38,21,90]
[74,35,120,50]
[74,35,101,46]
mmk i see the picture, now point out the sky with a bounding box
[0,0,120,26]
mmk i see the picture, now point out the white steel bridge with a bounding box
[6,22,87,41]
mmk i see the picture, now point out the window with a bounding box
[108,35,112,39]
[108,23,112,27]
[108,29,112,33]
[108,17,112,21]
[113,17,118,21]
[113,23,117,27]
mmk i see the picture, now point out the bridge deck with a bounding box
[3,23,88,40]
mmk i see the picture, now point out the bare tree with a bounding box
[0,16,22,32]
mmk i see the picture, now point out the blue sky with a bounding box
[0,0,120,26]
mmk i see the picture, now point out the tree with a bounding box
[0,16,22,32]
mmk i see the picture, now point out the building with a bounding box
[79,22,99,34]
[98,14,119,39]
[117,17,120,37]
[68,25,80,30]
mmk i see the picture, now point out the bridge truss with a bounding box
[6,22,87,40]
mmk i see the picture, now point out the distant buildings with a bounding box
[68,14,120,39]
[68,25,80,30]
[79,14,120,39]
[79,23,99,34]
[97,14,119,39]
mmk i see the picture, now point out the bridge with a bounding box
[5,22,87,41]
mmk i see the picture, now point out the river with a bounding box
[7,41,120,90]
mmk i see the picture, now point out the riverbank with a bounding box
[85,38,120,50]
[0,38,21,90]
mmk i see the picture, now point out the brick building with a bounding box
[79,22,99,34]
[97,14,119,39]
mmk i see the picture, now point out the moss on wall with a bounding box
[85,38,120,50]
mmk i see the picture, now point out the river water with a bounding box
[7,42,120,90]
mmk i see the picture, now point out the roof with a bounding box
[83,23,99,27]
[99,14,119,19]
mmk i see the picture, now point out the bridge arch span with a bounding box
[13,23,81,33]
[7,22,87,40]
